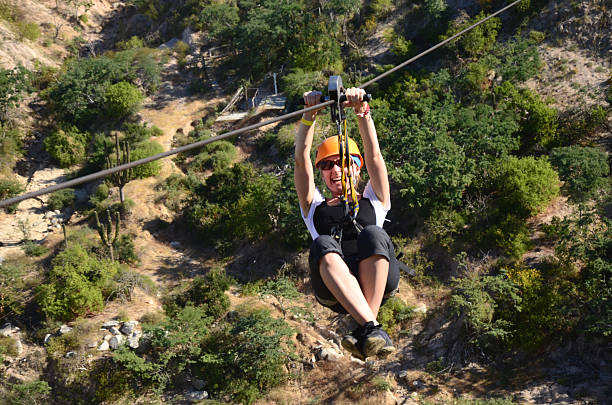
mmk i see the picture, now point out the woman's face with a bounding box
[319,154,360,196]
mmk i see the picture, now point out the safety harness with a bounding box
[327,76,364,244]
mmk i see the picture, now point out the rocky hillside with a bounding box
[0,1,610,404]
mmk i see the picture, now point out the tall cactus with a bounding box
[106,133,132,205]
[94,208,120,261]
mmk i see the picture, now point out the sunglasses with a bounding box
[318,156,361,170]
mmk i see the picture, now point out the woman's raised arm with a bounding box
[295,91,323,215]
[344,88,390,209]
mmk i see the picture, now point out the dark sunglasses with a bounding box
[318,156,361,170]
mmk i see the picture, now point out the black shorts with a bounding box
[308,225,400,314]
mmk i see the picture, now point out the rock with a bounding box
[0,323,19,337]
[127,336,139,349]
[102,320,120,329]
[318,348,342,362]
[87,342,97,349]
[413,303,427,314]
[410,392,419,399]
[109,335,124,349]
[58,325,72,335]
[192,378,206,390]
[44,334,52,345]
[160,38,180,50]
[398,370,409,379]
[65,351,77,358]
[103,334,112,342]
[185,390,208,402]
[120,321,138,335]
[170,241,181,248]
[98,341,109,351]
[351,358,365,366]
[15,339,23,355]
[109,326,121,335]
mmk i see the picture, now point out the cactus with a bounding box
[94,208,120,261]
[106,133,132,205]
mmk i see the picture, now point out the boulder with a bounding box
[109,334,124,349]
[102,320,120,329]
[120,321,138,335]
[58,325,72,335]
[185,390,208,402]
[191,378,206,390]
[109,326,121,335]
[15,339,23,355]
[43,334,52,345]
[0,323,19,337]
[127,336,139,349]
[98,341,109,351]
[317,348,343,362]
[65,351,77,358]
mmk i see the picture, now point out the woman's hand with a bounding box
[343,87,368,116]
[303,90,324,121]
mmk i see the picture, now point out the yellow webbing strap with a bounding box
[338,120,359,219]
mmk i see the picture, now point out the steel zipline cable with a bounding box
[0,0,522,209]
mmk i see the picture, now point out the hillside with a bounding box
[0,1,610,404]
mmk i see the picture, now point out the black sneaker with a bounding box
[341,321,388,359]
[341,333,363,360]
[376,328,395,359]
[359,321,387,358]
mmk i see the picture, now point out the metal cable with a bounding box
[0,1,522,209]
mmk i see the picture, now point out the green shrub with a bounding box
[495,82,558,149]
[116,36,145,50]
[104,81,143,118]
[0,259,28,317]
[443,12,501,58]
[490,155,560,217]
[549,146,609,202]
[113,233,139,265]
[0,124,23,172]
[21,240,48,257]
[378,297,416,332]
[191,140,236,171]
[36,244,123,321]
[44,124,90,167]
[5,380,51,405]
[201,306,294,404]
[122,122,162,144]
[176,267,232,319]
[0,177,24,213]
[450,272,521,351]
[129,140,163,179]
[47,188,75,211]
[0,335,19,357]
[281,69,326,101]
[16,21,40,41]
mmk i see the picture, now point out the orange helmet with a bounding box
[315,136,363,169]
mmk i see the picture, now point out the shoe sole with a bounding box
[376,345,396,359]
[341,337,365,360]
[363,336,386,358]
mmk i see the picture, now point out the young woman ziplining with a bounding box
[294,87,400,360]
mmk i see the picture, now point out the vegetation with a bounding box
[0,0,610,402]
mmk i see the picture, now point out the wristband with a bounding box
[356,104,370,118]
[300,117,315,126]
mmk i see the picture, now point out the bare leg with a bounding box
[319,252,376,326]
[358,255,389,318]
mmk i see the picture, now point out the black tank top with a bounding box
[313,198,376,257]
